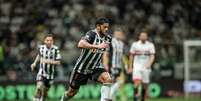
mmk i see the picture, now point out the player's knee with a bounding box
[104,74,113,83]
[103,76,113,84]
[133,80,140,88]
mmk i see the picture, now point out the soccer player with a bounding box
[31,34,61,101]
[103,29,125,101]
[60,18,113,101]
[129,32,155,101]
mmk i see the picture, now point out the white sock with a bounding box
[100,83,112,101]
[110,81,120,99]
[39,96,43,101]
[33,97,40,101]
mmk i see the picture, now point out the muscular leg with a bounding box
[33,81,44,101]
[60,86,79,101]
[98,72,113,101]
[39,87,49,101]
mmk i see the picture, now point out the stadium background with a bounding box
[0,0,200,101]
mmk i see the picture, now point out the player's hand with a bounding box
[31,63,36,72]
[97,42,109,49]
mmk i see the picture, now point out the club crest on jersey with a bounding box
[91,49,97,53]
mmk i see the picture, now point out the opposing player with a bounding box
[31,34,61,101]
[60,18,113,101]
[103,29,125,101]
[129,32,155,101]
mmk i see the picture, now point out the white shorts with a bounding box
[132,68,151,83]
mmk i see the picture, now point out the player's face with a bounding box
[99,23,109,35]
[139,32,148,42]
[114,31,124,40]
[44,36,53,48]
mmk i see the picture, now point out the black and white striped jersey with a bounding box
[109,38,124,68]
[37,45,61,80]
[74,29,112,74]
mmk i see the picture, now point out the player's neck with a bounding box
[46,45,52,49]
[140,40,146,44]
[95,29,104,38]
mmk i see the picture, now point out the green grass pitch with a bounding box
[10,98,201,101]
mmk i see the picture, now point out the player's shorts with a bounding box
[69,68,106,89]
[110,68,122,79]
[132,68,151,83]
[36,75,54,88]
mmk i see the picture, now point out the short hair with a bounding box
[44,34,54,40]
[95,18,110,26]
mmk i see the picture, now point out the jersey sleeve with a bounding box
[129,43,136,55]
[150,43,155,54]
[81,31,96,44]
[55,49,61,60]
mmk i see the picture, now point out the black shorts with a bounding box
[69,68,105,89]
[110,68,122,79]
[36,75,53,88]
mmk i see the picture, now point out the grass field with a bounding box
[10,98,201,101]
[54,98,200,101]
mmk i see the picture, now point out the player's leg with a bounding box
[141,69,151,101]
[60,71,87,101]
[110,68,122,101]
[99,72,113,101]
[40,87,48,101]
[141,83,148,101]
[60,86,78,101]
[132,70,142,101]
[33,81,45,101]
[92,68,113,101]
[39,78,53,101]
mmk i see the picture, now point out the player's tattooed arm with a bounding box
[40,58,61,65]
[78,39,109,49]
[103,51,109,71]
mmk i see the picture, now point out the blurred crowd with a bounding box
[0,0,200,81]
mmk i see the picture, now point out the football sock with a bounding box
[141,88,146,101]
[110,81,120,100]
[134,87,138,101]
[100,83,112,101]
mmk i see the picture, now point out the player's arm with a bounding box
[40,59,61,65]
[78,39,108,49]
[78,32,108,49]
[145,54,155,68]
[31,54,40,72]
[145,44,155,68]
[103,51,109,71]
[128,53,134,73]
[128,43,135,73]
